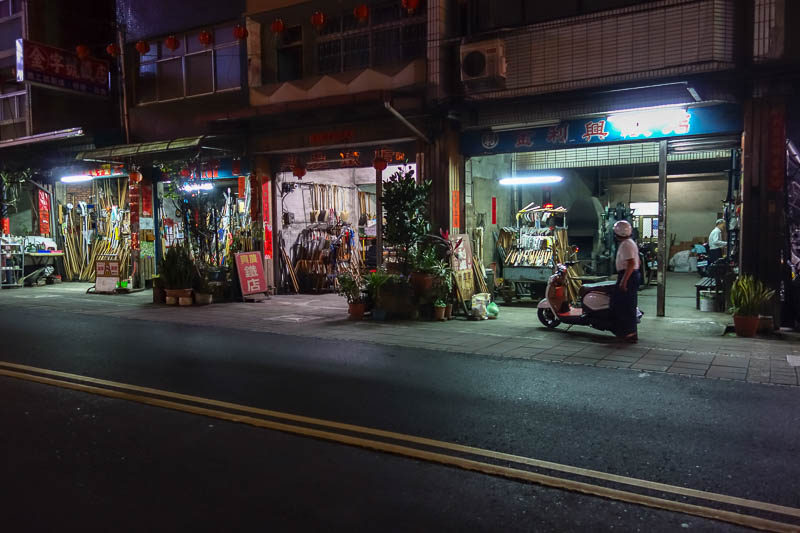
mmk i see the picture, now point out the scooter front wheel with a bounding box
[538,308,561,328]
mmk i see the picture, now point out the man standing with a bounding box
[611,220,640,343]
[708,218,727,265]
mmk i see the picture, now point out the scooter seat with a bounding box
[579,281,617,297]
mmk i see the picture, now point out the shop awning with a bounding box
[75,136,205,162]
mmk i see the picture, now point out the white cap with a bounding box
[613,220,633,238]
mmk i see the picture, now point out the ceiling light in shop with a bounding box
[60,175,94,183]
[182,182,214,192]
[499,176,563,186]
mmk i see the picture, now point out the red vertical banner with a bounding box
[767,102,786,192]
[452,190,460,231]
[491,196,497,225]
[262,180,272,259]
[129,182,140,250]
[238,176,246,198]
[140,183,153,217]
[38,190,51,236]
[249,174,260,221]
[1,218,9,235]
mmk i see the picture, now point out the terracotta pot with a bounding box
[445,303,453,320]
[195,293,213,305]
[165,288,193,299]
[733,315,759,338]
[434,305,446,321]
[348,302,366,320]
[165,296,177,305]
[409,272,434,295]
[178,296,193,307]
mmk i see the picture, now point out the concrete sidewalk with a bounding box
[2,281,799,387]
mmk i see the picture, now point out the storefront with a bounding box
[462,103,743,316]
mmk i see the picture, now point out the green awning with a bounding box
[75,136,204,162]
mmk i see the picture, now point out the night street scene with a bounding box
[3,0,800,531]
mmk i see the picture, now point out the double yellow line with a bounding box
[1,360,798,532]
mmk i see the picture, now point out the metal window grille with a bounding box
[514,143,731,170]
[753,0,784,62]
[468,0,736,100]
[315,1,426,75]
[135,26,242,105]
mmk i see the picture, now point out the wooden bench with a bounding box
[695,277,717,309]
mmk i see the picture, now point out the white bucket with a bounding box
[699,290,715,312]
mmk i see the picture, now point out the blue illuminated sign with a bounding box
[462,104,742,156]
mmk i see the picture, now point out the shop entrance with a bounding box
[465,139,740,318]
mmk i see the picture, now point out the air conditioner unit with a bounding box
[460,39,507,89]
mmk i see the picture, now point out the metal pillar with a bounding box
[376,168,383,268]
[657,139,668,317]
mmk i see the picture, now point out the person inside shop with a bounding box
[708,218,727,265]
[611,220,641,343]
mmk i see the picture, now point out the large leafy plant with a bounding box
[336,272,365,304]
[159,243,194,290]
[730,275,774,317]
[381,166,431,273]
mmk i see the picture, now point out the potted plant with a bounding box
[193,263,214,305]
[433,298,447,321]
[381,166,432,274]
[159,243,194,305]
[729,275,774,337]
[409,244,439,296]
[365,269,390,318]
[337,272,366,320]
[436,261,455,319]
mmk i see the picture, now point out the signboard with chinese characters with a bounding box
[16,39,110,97]
[38,190,51,236]
[461,104,742,156]
[95,259,120,293]
[278,144,415,172]
[235,251,267,296]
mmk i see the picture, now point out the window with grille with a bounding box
[315,1,426,76]
[0,90,25,141]
[135,24,242,104]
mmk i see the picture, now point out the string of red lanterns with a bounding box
[233,24,248,41]
[106,43,120,58]
[135,40,150,55]
[310,11,326,31]
[293,165,307,180]
[198,30,213,47]
[270,18,285,34]
[75,45,90,60]
[402,0,420,15]
[354,4,369,23]
[164,35,180,52]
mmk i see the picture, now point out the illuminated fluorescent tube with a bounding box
[181,182,214,191]
[499,176,563,185]
[60,175,94,183]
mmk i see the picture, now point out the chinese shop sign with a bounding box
[16,39,110,97]
[38,190,51,236]
[235,251,267,296]
[461,104,742,156]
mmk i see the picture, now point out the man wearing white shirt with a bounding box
[708,218,727,265]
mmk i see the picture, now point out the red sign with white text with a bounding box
[262,181,272,259]
[2,218,10,235]
[38,190,51,236]
[235,251,267,296]
[16,39,110,97]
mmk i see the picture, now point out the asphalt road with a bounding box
[2,304,798,531]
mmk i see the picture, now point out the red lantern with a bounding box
[180,168,191,178]
[75,45,90,60]
[135,40,150,55]
[198,30,213,47]
[354,4,369,22]
[373,158,387,172]
[129,170,143,184]
[401,0,420,15]
[233,24,248,41]
[106,43,120,58]
[270,18,285,34]
[310,11,326,31]
[293,165,307,180]
[164,35,180,52]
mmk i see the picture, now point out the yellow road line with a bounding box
[2,360,799,526]
[1,366,797,533]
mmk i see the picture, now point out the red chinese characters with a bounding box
[546,123,569,144]
[581,120,609,142]
[514,132,534,148]
[18,40,110,96]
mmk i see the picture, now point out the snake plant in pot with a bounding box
[159,243,194,305]
[729,275,774,337]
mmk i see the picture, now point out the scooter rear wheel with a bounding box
[538,308,561,328]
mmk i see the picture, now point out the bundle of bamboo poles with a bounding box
[553,228,583,303]
[62,178,131,282]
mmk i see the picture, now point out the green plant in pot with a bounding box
[337,272,366,320]
[409,244,440,296]
[729,275,774,337]
[158,243,194,305]
[381,165,432,274]
[365,269,390,311]
[193,262,214,305]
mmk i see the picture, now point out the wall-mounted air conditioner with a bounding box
[460,39,507,90]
